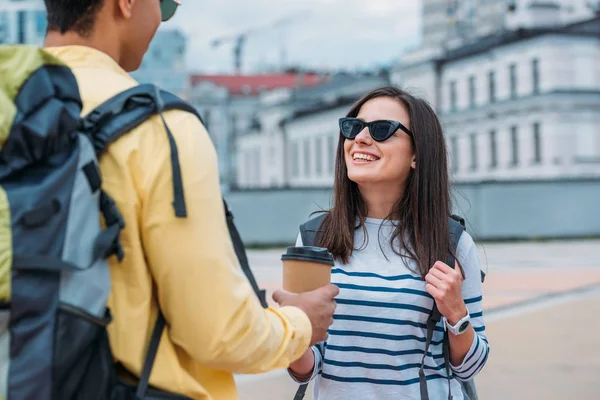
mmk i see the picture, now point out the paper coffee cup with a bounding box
[281,246,335,293]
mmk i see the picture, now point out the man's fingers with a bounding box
[272,289,293,304]
[320,283,340,299]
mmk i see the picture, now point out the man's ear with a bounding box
[117,0,137,20]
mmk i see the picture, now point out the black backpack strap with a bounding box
[135,312,166,399]
[81,84,204,219]
[224,200,268,308]
[420,215,466,400]
[299,213,328,246]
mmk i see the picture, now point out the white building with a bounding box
[0,0,46,45]
[422,0,595,52]
[235,74,389,189]
[189,73,325,191]
[131,29,189,98]
[392,9,600,182]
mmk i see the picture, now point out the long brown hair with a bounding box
[317,86,452,278]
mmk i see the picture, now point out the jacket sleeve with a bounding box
[139,110,312,373]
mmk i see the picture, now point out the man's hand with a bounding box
[272,284,339,346]
[425,261,467,325]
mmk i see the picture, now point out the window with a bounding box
[35,11,47,36]
[532,58,540,94]
[203,110,211,132]
[230,115,237,137]
[488,71,496,103]
[469,133,477,170]
[450,80,458,111]
[468,76,476,108]
[315,137,323,176]
[450,136,459,173]
[510,126,519,166]
[290,142,299,178]
[17,11,26,44]
[240,151,252,185]
[328,135,336,174]
[509,63,517,99]
[489,130,498,169]
[532,122,542,164]
[254,150,261,184]
[304,138,311,177]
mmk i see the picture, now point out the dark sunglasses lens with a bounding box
[160,0,178,21]
[372,121,395,141]
[341,119,363,139]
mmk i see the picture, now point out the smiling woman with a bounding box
[287,86,490,400]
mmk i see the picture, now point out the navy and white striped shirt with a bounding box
[290,218,489,400]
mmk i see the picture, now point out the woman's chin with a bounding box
[347,171,381,186]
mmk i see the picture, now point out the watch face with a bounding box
[459,320,470,333]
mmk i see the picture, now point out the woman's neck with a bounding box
[359,183,404,220]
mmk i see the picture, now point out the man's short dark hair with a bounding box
[44,0,105,36]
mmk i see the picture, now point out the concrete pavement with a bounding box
[234,239,600,400]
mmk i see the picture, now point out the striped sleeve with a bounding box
[449,232,490,382]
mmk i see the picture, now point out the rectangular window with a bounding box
[469,133,477,170]
[510,126,519,166]
[328,135,336,174]
[450,80,458,111]
[35,11,47,36]
[304,138,311,177]
[17,11,26,44]
[532,58,540,94]
[315,137,323,176]
[509,63,517,99]
[489,130,498,169]
[533,122,542,164]
[290,142,299,178]
[240,151,252,185]
[254,150,261,184]
[468,75,476,108]
[204,110,211,132]
[488,71,496,103]
[451,136,459,173]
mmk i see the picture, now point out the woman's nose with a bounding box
[355,127,372,145]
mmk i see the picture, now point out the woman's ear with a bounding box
[411,155,416,169]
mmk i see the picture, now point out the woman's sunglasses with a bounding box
[160,0,181,22]
[339,117,413,142]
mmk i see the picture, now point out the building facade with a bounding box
[130,29,189,98]
[188,73,326,191]
[0,0,46,45]
[392,15,600,183]
[234,74,389,189]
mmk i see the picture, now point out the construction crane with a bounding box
[210,11,310,74]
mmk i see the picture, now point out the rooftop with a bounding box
[189,73,325,96]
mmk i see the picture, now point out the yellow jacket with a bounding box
[44,45,311,400]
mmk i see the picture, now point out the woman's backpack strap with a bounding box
[299,213,328,246]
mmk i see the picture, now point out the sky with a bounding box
[162,0,423,74]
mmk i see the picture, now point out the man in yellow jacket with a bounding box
[42,0,338,399]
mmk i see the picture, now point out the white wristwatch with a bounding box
[443,312,471,336]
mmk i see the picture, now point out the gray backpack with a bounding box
[293,213,483,400]
[0,46,265,400]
